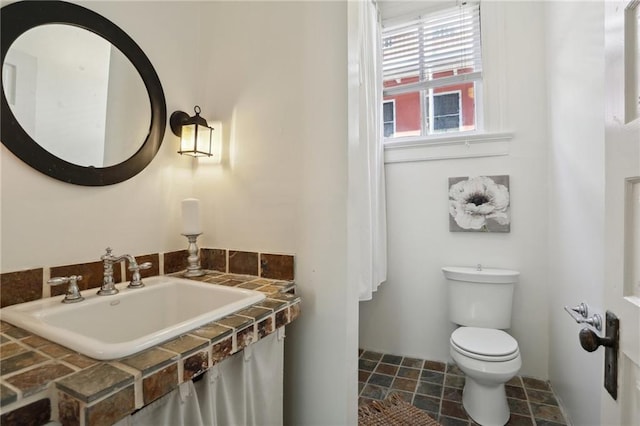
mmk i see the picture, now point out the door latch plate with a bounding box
[604,310,619,400]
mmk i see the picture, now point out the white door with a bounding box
[603,1,640,425]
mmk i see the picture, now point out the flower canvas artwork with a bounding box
[448,175,511,232]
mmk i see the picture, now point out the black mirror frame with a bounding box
[0,0,166,186]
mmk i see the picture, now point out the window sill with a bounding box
[383,132,514,164]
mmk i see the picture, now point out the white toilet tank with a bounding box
[443,266,519,329]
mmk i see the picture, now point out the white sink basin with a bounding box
[0,276,265,360]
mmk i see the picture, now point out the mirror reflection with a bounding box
[2,24,150,167]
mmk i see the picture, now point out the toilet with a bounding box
[442,266,521,426]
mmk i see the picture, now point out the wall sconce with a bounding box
[170,105,214,157]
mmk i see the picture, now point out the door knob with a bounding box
[579,327,615,352]
[576,312,619,401]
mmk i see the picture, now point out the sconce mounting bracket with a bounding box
[170,111,189,137]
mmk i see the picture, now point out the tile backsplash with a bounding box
[201,248,226,272]
[0,248,294,308]
[0,269,43,308]
[260,253,295,280]
[163,249,189,274]
[228,250,259,276]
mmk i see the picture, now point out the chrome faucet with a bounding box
[99,248,152,295]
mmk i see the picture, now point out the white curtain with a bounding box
[348,0,387,301]
[114,331,284,426]
[195,331,284,426]
[113,381,204,426]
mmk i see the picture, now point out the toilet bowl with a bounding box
[442,266,521,426]
[449,327,522,426]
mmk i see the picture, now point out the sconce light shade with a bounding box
[170,106,214,157]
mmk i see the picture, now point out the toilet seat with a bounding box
[450,327,519,362]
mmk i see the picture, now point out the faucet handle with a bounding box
[127,262,152,289]
[128,261,152,271]
[48,275,84,303]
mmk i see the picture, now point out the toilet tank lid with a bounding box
[451,327,518,357]
[442,266,519,284]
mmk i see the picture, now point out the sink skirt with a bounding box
[114,331,285,426]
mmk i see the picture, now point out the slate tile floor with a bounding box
[358,350,568,426]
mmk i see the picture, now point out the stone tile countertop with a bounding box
[0,271,301,426]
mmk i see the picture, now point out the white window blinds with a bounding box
[382,2,482,85]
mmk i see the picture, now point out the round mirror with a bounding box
[1,1,166,186]
[4,24,151,168]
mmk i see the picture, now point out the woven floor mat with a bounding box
[358,394,441,426]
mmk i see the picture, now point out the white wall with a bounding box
[359,1,551,378]
[194,2,355,424]
[545,2,605,425]
[1,1,354,425]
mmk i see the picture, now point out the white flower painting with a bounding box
[448,175,511,232]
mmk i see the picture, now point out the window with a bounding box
[383,100,396,137]
[381,2,482,140]
[427,91,461,133]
